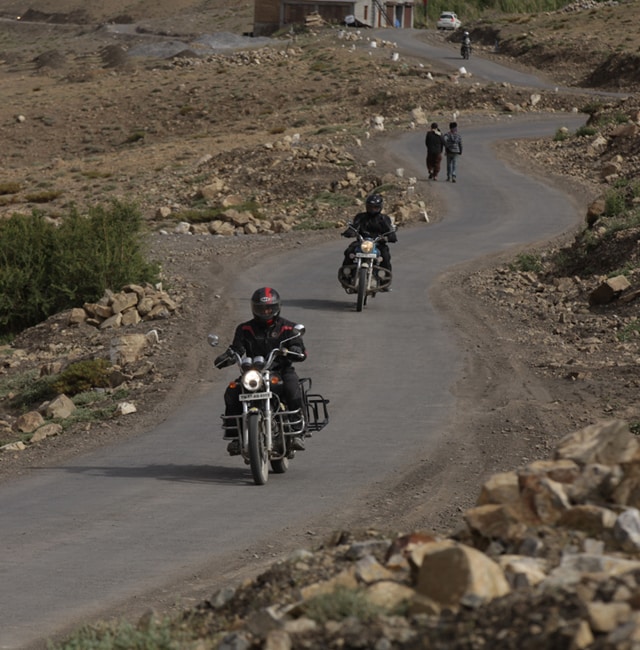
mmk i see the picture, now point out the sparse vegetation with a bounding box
[510,252,543,273]
[3,3,640,649]
[0,201,159,335]
[302,585,388,623]
[50,359,112,397]
[0,182,22,195]
[618,319,640,342]
[24,190,63,203]
[553,127,570,141]
[53,618,194,650]
[575,125,597,137]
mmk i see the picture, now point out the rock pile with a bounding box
[192,420,640,649]
[0,282,181,453]
[73,283,179,330]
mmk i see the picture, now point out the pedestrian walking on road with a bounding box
[443,121,463,183]
[425,122,445,181]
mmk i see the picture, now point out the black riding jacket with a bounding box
[229,316,306,371]
[425,130,445,155]
[343,212,397,242]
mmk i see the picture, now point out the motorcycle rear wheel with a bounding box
[356,267,367,312]
[270,427,289,474]
[248,412,269,485]
[270,456,289,473]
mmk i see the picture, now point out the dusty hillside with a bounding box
[467,0,640,91]
[0,0,253,32]
[1,1,640,648]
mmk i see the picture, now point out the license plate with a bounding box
[239,391,271,401]
[356,253,376,258]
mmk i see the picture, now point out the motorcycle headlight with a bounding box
[242,369,264,392]
[360,240,374,254]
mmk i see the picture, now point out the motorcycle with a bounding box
[461,39,471,60]
[208,324,329,485]
[338,222,395,312]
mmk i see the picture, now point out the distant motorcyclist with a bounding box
[341,193,397,278]
[214,287,307,455]
[461,30,471,58]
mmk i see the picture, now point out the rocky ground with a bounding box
[1,0,640,647]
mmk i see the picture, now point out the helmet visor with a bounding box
[253,303,277,320]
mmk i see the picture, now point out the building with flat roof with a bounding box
[253,0,415,36]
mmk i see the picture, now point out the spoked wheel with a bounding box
[356,267,367,312]
[247,412,269,485]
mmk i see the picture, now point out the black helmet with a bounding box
[251,287,281,323]
[365,193,383,215]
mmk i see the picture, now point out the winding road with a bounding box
[0,30,588,650]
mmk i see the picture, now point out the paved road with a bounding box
[378,27,628,99]
[0,32,588,650]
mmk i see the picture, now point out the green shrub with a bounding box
[575,125,597,137]
[553,128,570,142]
[579,101,603,117]
[603,189,626,217]
[302,585,387,623]
[8,375,57,411]
[50,359,112,396]
[0,182,21,195]
[53,618,192,650]
[125,131,145,143]
[617,320,640,342]
[510,252,543,273]
[24,190,63,203]
[0,201,159,335]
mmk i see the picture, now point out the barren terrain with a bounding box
[1,1,640,647]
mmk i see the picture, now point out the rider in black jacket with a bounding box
[214,287,307,455]
[341,193,397,272]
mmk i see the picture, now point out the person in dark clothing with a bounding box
[214,287,307,455]
[341,193,397,276]
[425,122,445,180]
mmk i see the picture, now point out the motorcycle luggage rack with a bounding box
[299,377,329,433]
[219,379,329,437]
[278,408,305,435]
[305,393,329,432]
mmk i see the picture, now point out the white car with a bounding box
[436,11,462,30]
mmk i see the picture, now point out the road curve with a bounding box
[0,34,588,650]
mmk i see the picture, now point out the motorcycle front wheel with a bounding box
[248,412,269,485]
[356,267,367,312]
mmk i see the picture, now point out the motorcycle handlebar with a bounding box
[219,328,304,370]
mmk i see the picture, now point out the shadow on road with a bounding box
[33,463,259,485]
[285,298,353,312]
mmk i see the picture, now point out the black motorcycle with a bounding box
[209,325,329,485]
[461,39,471,60]
[338,223,395,312]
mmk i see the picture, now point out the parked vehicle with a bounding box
[338,223,395,312]
[436,11,461,30]
[209,325,329,485]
